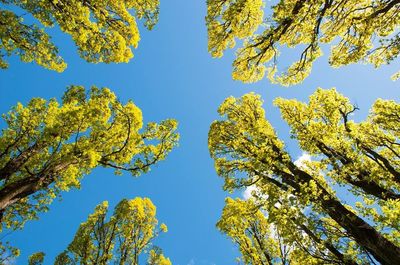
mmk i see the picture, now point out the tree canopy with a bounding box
[53,197,171,265]
[28,252,45,265]
[2,1,400,264]
[209,88,400,264]
[0,0,160,72]
[0,86,178,232]
[206,0,400,85]
[218,197,344,265]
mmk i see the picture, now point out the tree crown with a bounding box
[0,86,178,231]
[0,0,160,71]
[206,0,400,85]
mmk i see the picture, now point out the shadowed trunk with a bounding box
[285,162,400,265]
[0,162,70,221]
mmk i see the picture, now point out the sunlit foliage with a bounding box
[217,198,352,265]
[0,86,178,231]
[54,198,171,265]
[147,246,172,265]
[0,241,20,264]
[209,88,400,264]
[0,0,160,71]
[28,251,45,265]
[206,0,400,85]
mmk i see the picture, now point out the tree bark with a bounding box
[287,164,400,265]
[316,142,400,200]
[292,217,359,265]
[0,175,47,212]
[0,162,69,221]
[0,143,40,181]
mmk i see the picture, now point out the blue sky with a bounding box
[0,1,399,264]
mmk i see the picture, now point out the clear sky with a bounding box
[0,1,399,264]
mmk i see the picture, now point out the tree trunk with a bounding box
[0,143,40,181]
[289,165,400,265]
[346,174,400,200]
[293,218,359,265]
[0,162,69,221]
[316,142,400,200]
[0,175,51,213]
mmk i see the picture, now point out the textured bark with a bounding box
[287,164,400,265]
[0,175,48,212]
[0,162,68,221]
[293,218,359,265]
[362,145,400,184]
[0,143,40,181]
[345,174,400,200]
[316,142,400,200]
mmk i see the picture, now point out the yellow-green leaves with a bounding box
[217,198,344,265]
[28,252,45,265]
[0,86,178,231]
[0,241,20,264]
[208,92,288,192]
[209,89,400,264]
[207,0,400,85]
[0,10,66,72]
[206,0,264,58]
[217,198,283,265]
[147,248,172,265]
[275,88,400,201]
[56,197,170,265]
[1,0,160,71]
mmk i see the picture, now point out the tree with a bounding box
[0,86,178,232]
[54,197,171,265]
[206,0,400,85]
[218,197,366,265]
[218,198,290,265]
[0,0,160,72]
[208,88,400,264]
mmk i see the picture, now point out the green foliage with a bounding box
[218,198,284,264]
[218,198,339,265]
[0,241,20,264]
[147,246,172,265]
[0,9,64,71]
[0,86,179,231]
[28,251,45,265]
[209,88,400,264]
[206,0,400,85]
[55,197,171,265]
[0,0,160,71]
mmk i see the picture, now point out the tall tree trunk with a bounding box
[0,162,69,221]
[316,142,400,200]
[291,216,359,265]
[287,164,400,265]
[0,175,48,212]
